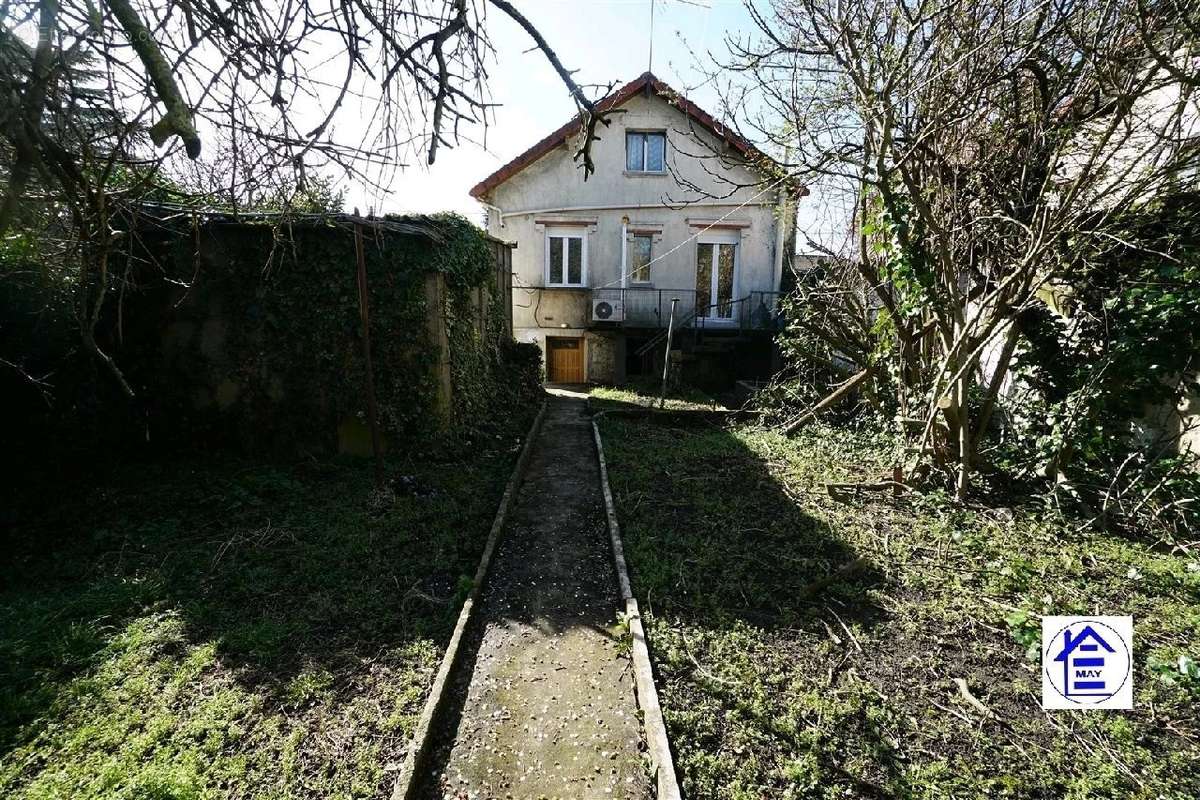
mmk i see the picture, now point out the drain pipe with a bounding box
[480,200,505,231]
[620,216,629,289]
[772,148,794,313]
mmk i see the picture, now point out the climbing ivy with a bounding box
[119,213,539,454]
[442,281,541,441]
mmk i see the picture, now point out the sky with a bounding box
[333,0,853,252]
[344,0,752,220]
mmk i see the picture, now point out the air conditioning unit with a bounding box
[591,297,625,322]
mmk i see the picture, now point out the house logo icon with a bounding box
[1042,616,1133,710]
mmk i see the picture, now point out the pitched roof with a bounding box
[469,71,800,200]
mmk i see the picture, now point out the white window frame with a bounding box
[625,131,667,173]
[695,231,740,323]
[544,225,588,288]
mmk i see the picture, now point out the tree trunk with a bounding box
[971,318,1021,459]
[956,372,971,501]
[784,365,878,435]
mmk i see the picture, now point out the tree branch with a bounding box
[106,0,201,157]
[487,0,611,179]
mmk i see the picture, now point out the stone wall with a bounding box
[119,215,526,454]
[586,332,625,385]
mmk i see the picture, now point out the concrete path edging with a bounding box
[390,400,548,800]
[592,416,684,800]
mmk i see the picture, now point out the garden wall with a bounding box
[124,212,537,455]
[39,212,538,457]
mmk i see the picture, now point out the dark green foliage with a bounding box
[2,212,538,459]
[254,177,346,214]
[861,191,934,322]
[439,232,540,445]
[0,229,90,450]
[132,220,436,451]
[996,193,1200,537]
[1024,193,1200,421]
[503,340,545,397]
[765,191,1200,535]
[0,232,76,381]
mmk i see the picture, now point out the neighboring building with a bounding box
[470,72,803,385]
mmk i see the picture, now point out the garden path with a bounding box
[417,393,651,799]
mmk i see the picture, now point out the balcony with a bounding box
[589,286,784,331]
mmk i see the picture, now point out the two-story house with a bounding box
[470,72,803,385]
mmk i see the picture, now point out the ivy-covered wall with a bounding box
[122,214,540,454]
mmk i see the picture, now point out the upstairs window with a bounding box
[626,131,666,172]
[545,228,586,286]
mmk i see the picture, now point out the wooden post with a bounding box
[658,298,679,410]
[424,272,454,427]
[354,223,385,489]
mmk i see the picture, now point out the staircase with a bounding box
[633,295,754,359]
[689,335,749,355]
[626,293,782,388]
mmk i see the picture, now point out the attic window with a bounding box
[626,131,666,172]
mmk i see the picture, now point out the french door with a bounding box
[695,241,737,321]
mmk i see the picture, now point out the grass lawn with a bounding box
[594,394,1200,799]
[591,381,730,413]
[0,414,534,799]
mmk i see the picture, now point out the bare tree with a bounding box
[0,0,617,396]
[716,0,1199,500]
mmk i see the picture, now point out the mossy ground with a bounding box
[594,390,1200,799]
[0,412,534,799]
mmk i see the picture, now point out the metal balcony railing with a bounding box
[590,286,785,330]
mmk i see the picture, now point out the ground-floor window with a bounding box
[630,234,653,284]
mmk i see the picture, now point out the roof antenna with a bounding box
[647,0,656,75]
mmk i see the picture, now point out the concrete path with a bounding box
[417,394,651,799]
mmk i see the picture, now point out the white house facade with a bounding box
[470,72,802,385]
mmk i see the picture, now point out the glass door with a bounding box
[696,242,737,320]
